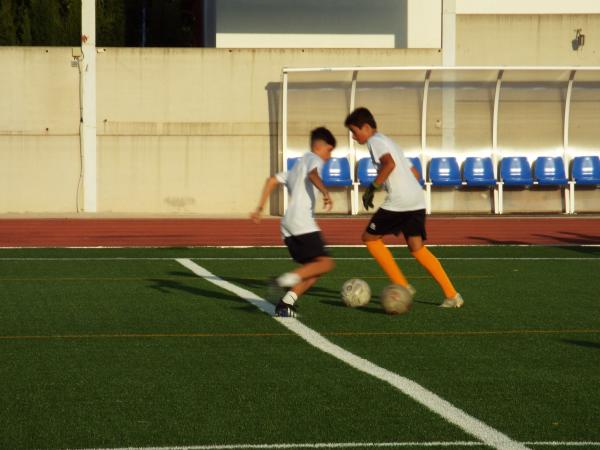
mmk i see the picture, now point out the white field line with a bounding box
[70,441,485,450]
[0,257,599,261]
[69,441,600,450]
[176,259,527,450]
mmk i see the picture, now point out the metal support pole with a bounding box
[349,70,358,156]
[564,70,576,213]
[349,71,359,214]
[422,70,432,213]
[80,0,97,212]
[492,70,503,214]
[492,70,504,167]
[421,70,431,155]
[282,71,289,213]
[564,70,576,153]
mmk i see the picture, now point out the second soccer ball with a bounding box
[380,284,413,315]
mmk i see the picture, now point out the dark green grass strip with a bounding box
[0,244,599,259]
[0,257,472,450]
[199,246,600,443]
[1,328,599,341]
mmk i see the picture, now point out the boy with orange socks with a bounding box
[345,107,463,308]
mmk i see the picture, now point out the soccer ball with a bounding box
[380,284,413,315]
[341,278,371,308]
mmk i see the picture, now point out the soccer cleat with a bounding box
[407,284,417,297]
[440,293,464,308]
[274,300,297,318]
[276,272,302,288]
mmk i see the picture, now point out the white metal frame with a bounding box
[349,70,359,215]
[422,70,432,214]
[492,70,503,214]
[565,70,576,214]
[281,71,289,211]
[281,66,600,215]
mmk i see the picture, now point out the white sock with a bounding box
[277,272,302,287]
[281,291,298,306]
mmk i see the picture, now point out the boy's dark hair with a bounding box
[310,127,337,148]
[344,107,377,129]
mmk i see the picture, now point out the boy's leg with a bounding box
[292,256,334,281]
[407,235,459,301]
[277,255,334,286]
[291,276,319,296]
[362,232,409,287]
[278,232,334,288]
[280,276,320,307]
[276,232,334,317]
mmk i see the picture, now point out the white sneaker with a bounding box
[440,293,464,308]
[276,272,302,288]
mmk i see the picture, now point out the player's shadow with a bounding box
[214,275,343,301]
[466,236,530,245]
[146,275,259,314]
[532,231,600,248]
[320,299,385,314]
[413,299,441,307]
[560,339,600,350]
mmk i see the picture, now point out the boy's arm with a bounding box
[308,168,333,211]
[362,153,395,210]
[373,153,395,187]
[410,166,420,181]
[251,176,281,223]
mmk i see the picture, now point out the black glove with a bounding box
[362,182,381,210]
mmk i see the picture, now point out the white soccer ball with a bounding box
[341,278,371,308]
[380,284,413,315]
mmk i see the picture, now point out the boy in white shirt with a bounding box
[345,108,463,308]
[251,127,336,317]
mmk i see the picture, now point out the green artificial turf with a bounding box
[0,246,599,449]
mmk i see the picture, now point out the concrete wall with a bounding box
[0,47,81,214]
[0,47,440,214]
[96,48,439,215]
[2,11,600,215]
[456,14,600,65]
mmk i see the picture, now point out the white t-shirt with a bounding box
[276,152,324,238]
[367,132,426,212]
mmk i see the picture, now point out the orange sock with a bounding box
[411,246,457,298]
[365,239,408,287]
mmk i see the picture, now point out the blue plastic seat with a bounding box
[322,157,352,187]
[357,157,377,186]
[429,157,462,186]
[534,157,568,186]
[464,157,496,186]
[287,157,299,172]
[500,157,533,186]
[408,157,425,186]
[572,156,600,185]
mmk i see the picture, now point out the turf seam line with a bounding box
[2,243,600,250]
[176,258,528,450]
[2,329,599,341]
[1,257,599,261]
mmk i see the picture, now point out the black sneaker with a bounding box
[275,300,297,318]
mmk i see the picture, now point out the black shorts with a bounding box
[365,208,427,240]
[284,231,329,264]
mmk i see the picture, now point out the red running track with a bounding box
[0,217,598,247]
